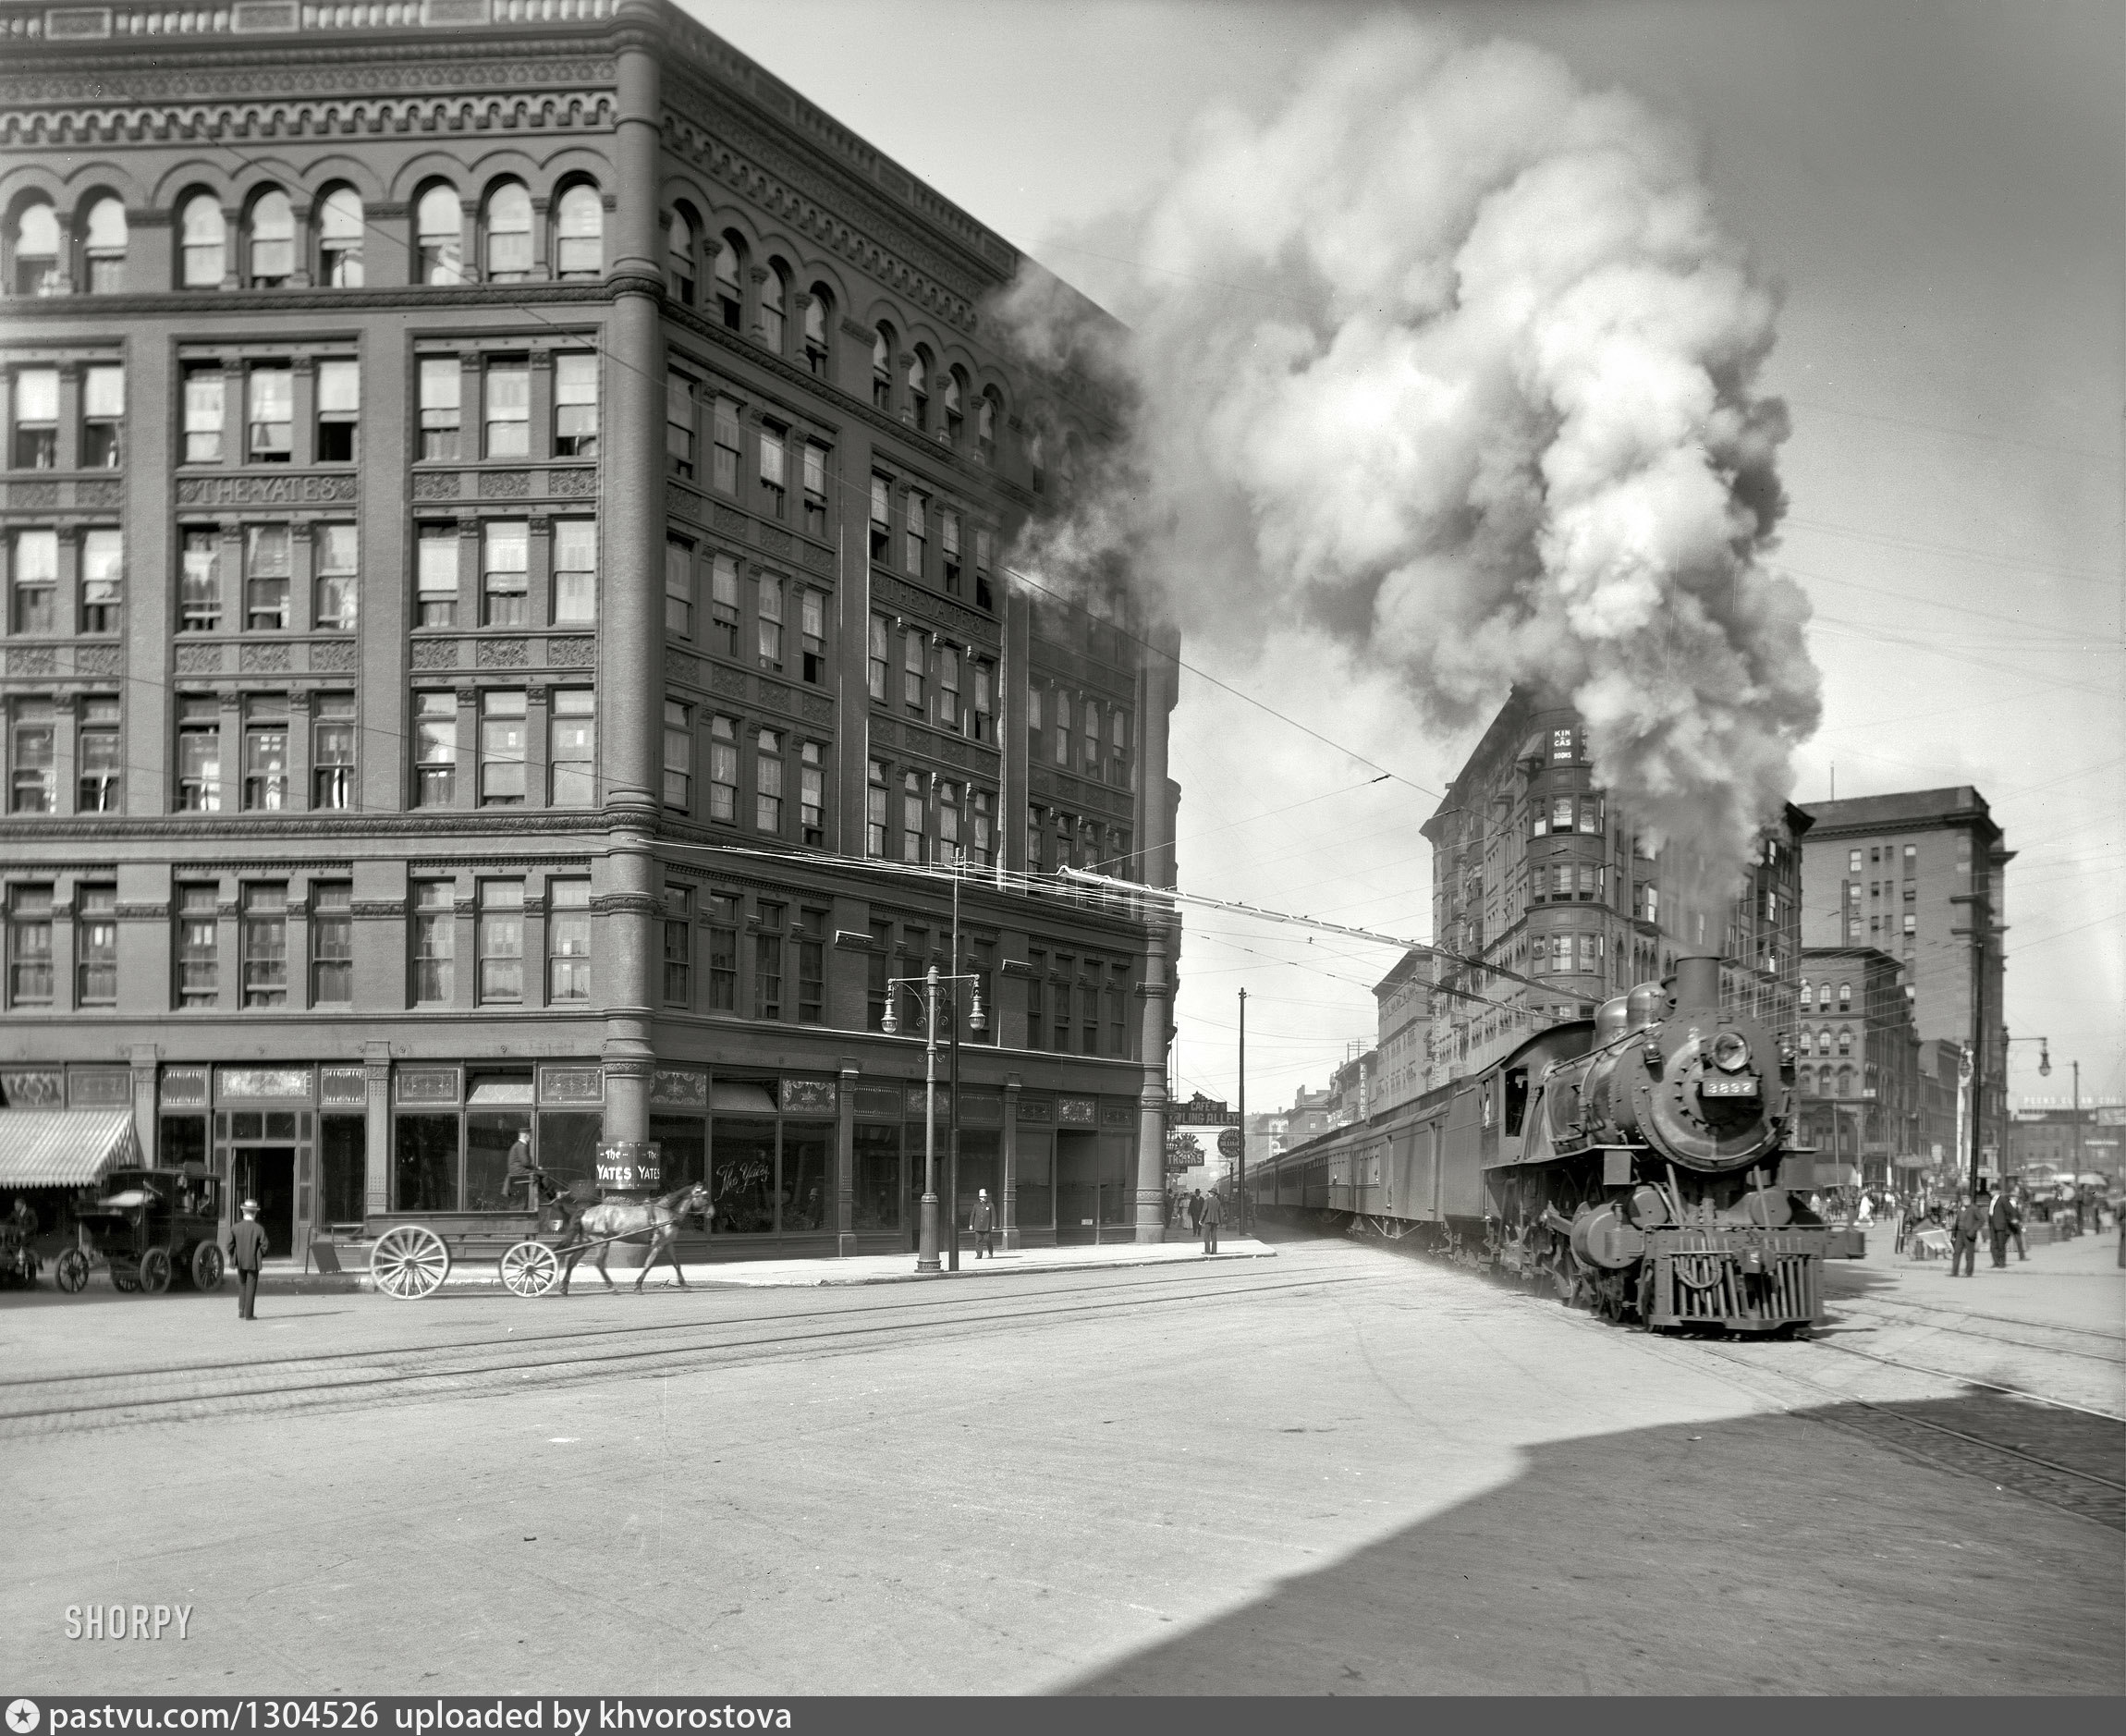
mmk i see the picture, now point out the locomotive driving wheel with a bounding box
[499,1239,560,1299]
[370,1224,451,1300]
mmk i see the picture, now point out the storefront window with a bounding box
[465,1111,530,1210]
[651,1115,706,1189]
[1099,1134,1131,1226]
[394,1113,458,1210]
[536,1112,601,1193]
[1016,1134,1053,1229]
[713,1119,776,1233]
[782,1127,831,1232]
[853,1123,900,1230]
[161,1114,208,1173]
[320,1116,365,1226]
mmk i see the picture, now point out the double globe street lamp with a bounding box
[883,961,985,1274]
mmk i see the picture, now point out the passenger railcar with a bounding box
[1252,954,1858,1334]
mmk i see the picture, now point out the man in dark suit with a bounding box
[1988,1187,2018,1268]
[1200,1188,1223,1255]
[228,1198,268,1319]
[970,1188,996,1259]
[1949,1191,1986,1278]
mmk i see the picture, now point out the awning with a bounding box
[711,1083,779,1115]
[0,1110,140,1188]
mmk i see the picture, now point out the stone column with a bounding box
[128,1043,160,1168]
[1001,1072,1021,1251]
[362,1042,392,1217]
[835,1059,859,1256]
[1133,918,1172,1242]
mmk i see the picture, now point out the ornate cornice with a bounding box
[0,282,616,321]
[0,85,616,149]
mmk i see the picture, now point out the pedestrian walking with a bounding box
[1188,1189,1204,1234]
[1949,1191,1985,1278]
[1200,1188,1223,1255]
[2005,1189,2028,1262]
[228,1198,268,1319]
[1986,1188,2013,1268]
[971,1188,996,1259]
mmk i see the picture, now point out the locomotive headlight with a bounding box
[1711,1031,1752,1073]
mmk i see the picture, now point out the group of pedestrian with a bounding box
[1942,1184,2027,1276]
[1165,1188,1226,1253]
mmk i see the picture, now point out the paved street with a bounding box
[6,1225,2120,1696]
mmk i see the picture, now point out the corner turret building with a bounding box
[0,0,1179,1263]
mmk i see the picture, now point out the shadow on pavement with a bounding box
[1062,1390,2125,1696]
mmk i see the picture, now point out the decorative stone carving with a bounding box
[708,663,747,696]
[74,480,123,508]
[759,526,793,556]
[412,471,461,501]
[546,637,595,667]
[74,644,123,676]
[713,504,748,534]
[756,679,792,714]
[6,648,57,675]
[666,487,700,521]
[666,649,701,687]
[177,473,356,507]
[175,643,222,674]
[479,471,532,498]
[798,693,834,725]
[239,642,291,673]
[549,468,598,497]
[6,483,57,508]
[801,542,834,573]
[309,640,357,673]
[476,639,528,669]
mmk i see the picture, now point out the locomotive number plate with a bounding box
[1701,1077,1761,1097]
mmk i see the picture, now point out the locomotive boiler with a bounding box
[1254,952,1857,1334]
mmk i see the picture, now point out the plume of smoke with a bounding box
[993,18,1821,885]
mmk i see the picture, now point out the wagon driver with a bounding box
[228,1198,268,1321]
[506,1131,537,1211]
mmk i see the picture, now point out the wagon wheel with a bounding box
[55,1248,90,1294]
[499,1240,560,1299]
[112,1265,140,1293]
[139,1247,173,1294]
[370,1225,451,1300]
[192,1241,226,1293]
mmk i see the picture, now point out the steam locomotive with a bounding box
[1251,953,1861,1333]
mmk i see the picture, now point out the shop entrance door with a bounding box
[232,1148,296,1257]
[1056,1132,1100,1244]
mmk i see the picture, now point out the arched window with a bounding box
[943,369,964,446]
[13,202,58,296]
[179,194,226,288]
[1816,1027,1832,1056]
[713,234,744,330]
[1837,1067,1854,1099]
[415,185,462,285]
[666,209,695,305]
[81,197,127,293]
[802,283,831,376]
[1837,1027,1853,1057]
[317,187,363,287]
[484,181,532,282]
[977,387,999,465]
[1799,980,1813,1011]
[554,184,602,279]
[761,262,788,351]
[1795,1067,1813,1096]
[871,324,894,411]
[908,347,931,433]
[248,189,294,287]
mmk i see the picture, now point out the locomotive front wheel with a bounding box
[370,1225,451,1301]
[499,1240,560,1299]
[192,1241,226,1293]
[55,1248,90,1293]
[139,1248,173,1294]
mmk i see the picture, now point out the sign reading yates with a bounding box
[595,1142,662,1194]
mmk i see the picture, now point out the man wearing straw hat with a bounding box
[228,1198,269,1320]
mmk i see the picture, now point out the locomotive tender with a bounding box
[1253,953,1859,1333]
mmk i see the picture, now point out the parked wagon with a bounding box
[55,1165,226,1295]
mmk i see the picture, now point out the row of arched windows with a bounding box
[6,178,605,295]
[1799,979,1852,1011]
[1795,1066,1859,1099]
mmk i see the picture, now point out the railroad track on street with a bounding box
[0,1264,1380,1438]
[1822,1291,2126,1366]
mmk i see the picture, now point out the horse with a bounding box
[556,1182,714,1295]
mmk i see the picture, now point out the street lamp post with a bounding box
[1237,987,1248,1235]
[881,888,986,1276]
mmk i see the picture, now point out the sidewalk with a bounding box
[1822,1215,2125,1338]
[272,1233,1279,1295]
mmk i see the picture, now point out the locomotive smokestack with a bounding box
[1671,952,1721,1011]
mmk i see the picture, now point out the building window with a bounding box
[243,524,290,630]
[664,538,694,638]
[714,235,744,329]
[902,771,925,863]
[665,371,695,478]
[796,908,825,1023]
[484,182,532,283]
[247,365,291,462]
[971,789,994,867]
[801,443,828,537]
[412,880,454,1003]
[943,371,964,446]
[905,491,927,576]
[553,352,599,458]
[1576,933,1601,974]
[415,184,462,285]
[239,694,289,812]
[77,884,117,1006]
[869,474,891,562]
[312,523,358,631]
[1082,699,1100,776]
[414,690,457,806]
[549,688,595,806]
[760,263,788,351]
[1902,912,1916,936]
[872,327,894,411]
[666,210,696,305]
[11,203,57,296]
[180,194,226,288]
[802,285,831,375]
[419,358,460,460]
[485,360,529,458]
[175,696,222,811]
[479,690,527,806]
[1054,691,1070,766]
[970,660,994,744]
[754,900,785,1021]
[1052,954,1072,1050]
[247,190,294,287]
[554,184,603,279]
[975,526,995,610]
[416,524,458,626]
[868,614,889,702]
[938,779,960,862]
[908,350,931,433]
[482,520,528,626]
[755,728,784,832]
[800,741,825,846]
[7,699,54,813]
[866,759,888,857]
[800,587,825,685]
[663,700,691,811]
[478,879,525,1003]
[1108,707,1129,784]
[82,364,123,468]
[317,187,363,287]
[1838,982,1851,1010]
[11,529,55,632]
[175,884,219,1006]
[1847,849,1863,874]
[552,520,596,624]
[939,645,960,731]
[1025,947,1045,1049]
[9,368,56,468]
[756,572,784,670]
[941,510,961,595]
[316,359,360,462]
[312,692,355,810]
[903,630,926,717]
[662,884,692,1006]
[708,715,739,822]
[706,892,739,1010]
[714,396,742,496]
[977,391,997,466]
[240,882,288,1007]
[77,695,119,813]
[547,878,592,1001]
[710,553,739,655]
[759,422,788,520]
[310,881,352,1005]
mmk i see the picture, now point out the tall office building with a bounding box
[0,0,1179,1261]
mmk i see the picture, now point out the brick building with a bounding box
[1420,690,1807,1091]
[1370,950,1430,1119]
[0,0,1179,1262]
[1793,944,1921,1186]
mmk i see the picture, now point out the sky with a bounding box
[684,0,2125,1108]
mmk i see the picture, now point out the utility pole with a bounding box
[947,851,962,1273]
[1237,987,1248,1234]
[1950,883,1994,1199]
[2072,1058,2083,1178]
